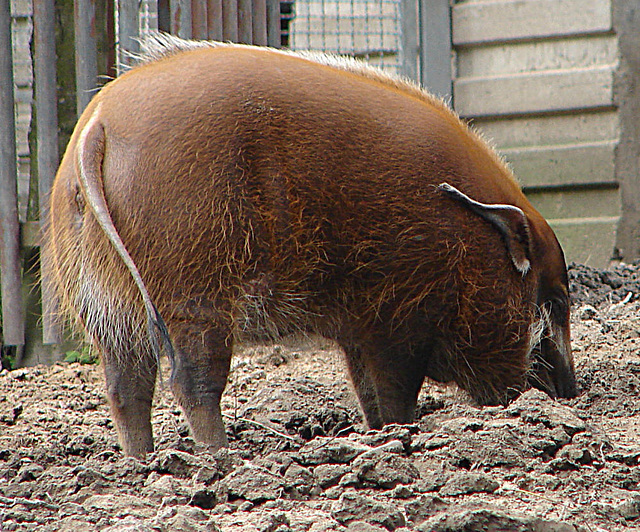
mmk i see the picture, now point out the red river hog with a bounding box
[42,33,577,457]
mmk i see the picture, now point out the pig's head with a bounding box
[438,183,577,402]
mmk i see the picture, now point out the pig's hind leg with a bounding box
[168,319,232,450]
[102,342,157,458]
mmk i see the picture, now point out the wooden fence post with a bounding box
[34,0,61,345]
[252,0,267,45]
[266,0,280,48]
[192,0,208,38]
[400,0,418,81]
[118,0,140,72]
[222,0,238,41]
[0,0,25,348]
[207,0,223,40]
[237,0,252,43]
[171,0,192,38]
[74,0,98,115]
[419,0,452,100]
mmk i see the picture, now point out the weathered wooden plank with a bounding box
[612,0,640,263]
[34,0,61,344]
[74,0,98,116]
[547,218,618,267]
[419,0,451,98]
[472,111,618,149]
[157,0,170,32]
[118,0,139,72]
[455,67,614,118]
[192,0,208,39]
[14,86,32,104]
[171,0,192,39]
[399,0,418,81]
[17,157,30,221]
[15,102,31,156]
[456,35,617,78]
[21,221,41,249]
[1,0,25,346]
[266,0,280,47]
[252,0,268,45]
[502,141,617,189]
[453,0,613,46]
[222,0,238,41]
[207,0,224,40]
[526,187,620,220]
[11,18,32,86]
[238,0,252,43]
[10,0,32,17]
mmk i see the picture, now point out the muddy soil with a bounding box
[1,262,640,531]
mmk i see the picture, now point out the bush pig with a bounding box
[42,33,577,457]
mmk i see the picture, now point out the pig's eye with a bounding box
[548,295,569,323]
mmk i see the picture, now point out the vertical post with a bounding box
[266,0,280,48]
[158,0,171,32]
[238,0,252,43]
[192,0,208,39]
[613,0,640,261]
[34,0,60,344]
[222,0,238,41]
[105,0,117,78]
[172,0,192,38]
[207,0,223,40]
[0,0,25,347]
[74,0,98,115]
[118,0,140,73]
[252,0,267,45]
[400,0,418,81]
[419,0,452,100]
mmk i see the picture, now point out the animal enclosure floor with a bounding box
[1,262,640,531]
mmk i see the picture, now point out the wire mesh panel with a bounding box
[288,0,403,74]
[140,0,159,33]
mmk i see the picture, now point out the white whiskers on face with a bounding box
[526,303,551,366]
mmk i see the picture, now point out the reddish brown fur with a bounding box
[43,35,576,457]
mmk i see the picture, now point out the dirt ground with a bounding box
[1,262,640,531]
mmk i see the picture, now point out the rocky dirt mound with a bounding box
[1,263,640,531]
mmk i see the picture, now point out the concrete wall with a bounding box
[452,0,631,267]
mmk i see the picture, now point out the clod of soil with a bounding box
[1,262,640,531]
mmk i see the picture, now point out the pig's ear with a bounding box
[438,182,531,276]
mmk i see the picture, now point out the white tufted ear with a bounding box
[438,183,531,276]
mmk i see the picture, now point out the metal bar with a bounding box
[252,0,267,45]
[400,0,418,81]
[192,0,208,39]
[222,0,238,41]
[34,0,60,344]
[158,0,171,32]
[118,0,140,73]
[74,0,98,115]
[418,0,452,100]
[0,0,25,346]
[238,0,252,43]
[171,0,192,38]
[207,0,223,40]
[266,0,280,48]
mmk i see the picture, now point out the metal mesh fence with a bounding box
[288,0,403,74]
[122,0,403,74]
